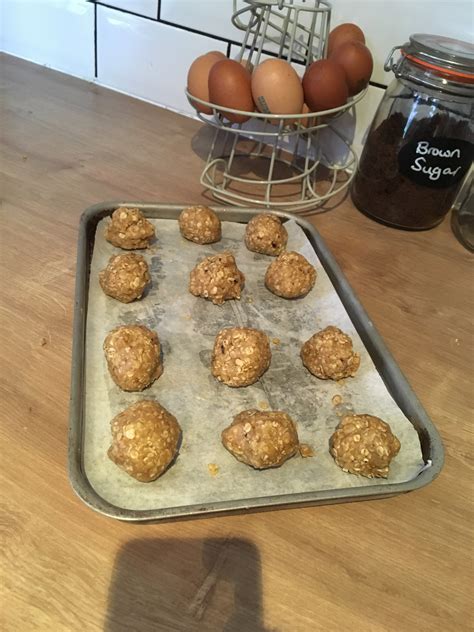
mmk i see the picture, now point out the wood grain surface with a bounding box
[1,54,473,632]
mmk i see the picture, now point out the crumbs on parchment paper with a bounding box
[299,444,315,458]
[208,463,219,477]
[331,394,343,407]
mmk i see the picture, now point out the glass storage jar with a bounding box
[451,167,474,251]
[351,34,474,230]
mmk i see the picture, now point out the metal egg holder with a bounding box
[187,0,367,212]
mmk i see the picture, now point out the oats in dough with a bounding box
[265,251,316,299]
[108,400,181,482]
[330,414,401,478]
[103,324,162,391]
[301,326,360,380]
[222,409,299,469]
[299,443,315,458]
[179,205,221,244]
[105,207,155,249]
[212,327,271,387]
[245,213,288,256]
[99,253,150,303]
[189,252,245,305]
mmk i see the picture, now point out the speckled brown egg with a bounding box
[330,41,373,95]
[327,23,366,56]
[108,400,181,482]
[222,409,299,469]
[330,414,401,478]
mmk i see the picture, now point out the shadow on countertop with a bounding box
[105,537,276,632]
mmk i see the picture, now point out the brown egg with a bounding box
[187,51,226,114]
[330,41,373,95]
[252,59,304,115]
[302,60,348,112]
[291,103,318,127]
[300,103,319,129]
[208,59,254,123]
[327,23,365,56]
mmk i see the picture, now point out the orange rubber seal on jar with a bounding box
[402,50,474,84]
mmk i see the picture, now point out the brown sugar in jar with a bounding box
[352,35,473,230]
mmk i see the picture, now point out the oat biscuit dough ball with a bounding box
[330,414,401,478]
[301,325,360,380]
[245,213,288,256]
[212,327,271,387]
[108,400,181,482]
[265,251,316,299]
[105,207,155,249]
[179,205,221,244]
[189,252,245,305]
[99,253,150,303]
[103,325,162,391]
[222,409,299,469]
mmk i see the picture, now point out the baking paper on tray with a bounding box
[83,217,424,511]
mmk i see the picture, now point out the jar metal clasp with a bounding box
[384,45,402,72]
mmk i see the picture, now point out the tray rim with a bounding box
[68,201,444,522]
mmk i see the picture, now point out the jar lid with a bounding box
[401,34,474,83]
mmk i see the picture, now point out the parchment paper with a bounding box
[84,217,425,511]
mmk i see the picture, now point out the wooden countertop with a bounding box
[1,54,472,632]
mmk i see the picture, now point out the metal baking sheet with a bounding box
[69,203,444,521]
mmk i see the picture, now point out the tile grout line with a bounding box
[94,2,98,78]
[94,1,159,22]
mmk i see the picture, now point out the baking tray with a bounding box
[68,202,444,522]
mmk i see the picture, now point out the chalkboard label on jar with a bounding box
[398,138,473,189]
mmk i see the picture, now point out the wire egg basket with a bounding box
[185,0,366,212]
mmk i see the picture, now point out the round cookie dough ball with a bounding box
[103,324,162,391]
[222,409,299,469]
[108,400,181,482]
[301,325,360,380]
[179,205,221,244]
[212,327,271,387]
[265,251,316,299]
[189,252,245,305]
[99,253,150,303]
[330,414,401,478]
[105,207,155,249]
[245,213,288,256]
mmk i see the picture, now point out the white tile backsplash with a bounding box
[160,0,241,41]
[102,0,158,19]
[1,0,95,80]
[97,5,227,116]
